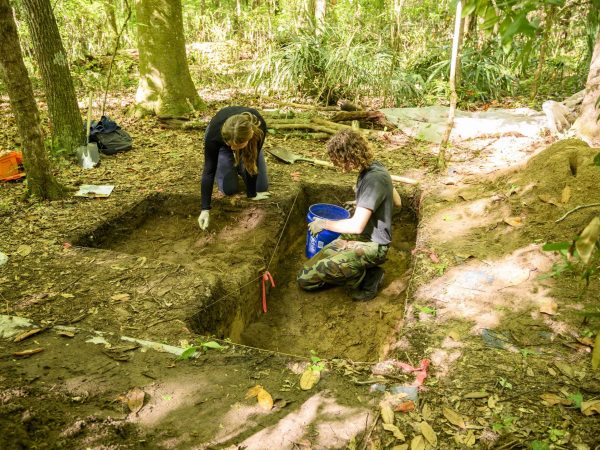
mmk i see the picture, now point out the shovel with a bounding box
[267,147,333,167]
[267,147,419,185]
[76,93,100,169]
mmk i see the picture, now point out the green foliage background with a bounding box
[3,0,599,107]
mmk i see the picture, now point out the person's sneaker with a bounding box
[351,267,385,301]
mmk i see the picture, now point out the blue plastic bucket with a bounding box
[305,203,350,258]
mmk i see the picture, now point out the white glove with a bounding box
[308,219,326,236]
[198,210,210,230]
[251,192,271,201]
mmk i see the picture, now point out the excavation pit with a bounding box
[74,187,418,361]
[73,193,276,273]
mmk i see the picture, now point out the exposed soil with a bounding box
[1,96,599,450]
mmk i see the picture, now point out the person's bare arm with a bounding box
[317,206,372,235]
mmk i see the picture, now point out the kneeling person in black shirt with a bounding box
[198,106,270,230]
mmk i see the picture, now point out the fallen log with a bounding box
[330,111,397,130]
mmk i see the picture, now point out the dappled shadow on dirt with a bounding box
[406,138,600,448]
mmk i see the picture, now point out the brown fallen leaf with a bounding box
[380,400,395,425]
[504,216,524,228]
[576,336,594,347]
[245,385,263,399]
[538,195,560,206]
[125,387,145,414]
[540,393,572,406]
[299,367,320,390]
[245,384,273,410]
[391,445,409,450]
[16,244,32,257]
[257,387,274,410]
[410,435,426,450]
[12,348,44,357]
[555,361,575,378]
[382,423,405,441]
[561,185,571,204]
[447,330,461,341]
[13,328,43,343]
[463,391,488,399]
[539,298,558,315]
[111,293,130,302]
[394,401,415,412]
[443,406,466,429]
[592,331,600,370]
[581,399,600,416]
[576,217,600,265]
[420,421,437,446]
[421,403,432,420]
[57,330,75,338]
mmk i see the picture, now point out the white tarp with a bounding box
[380,106,548,144]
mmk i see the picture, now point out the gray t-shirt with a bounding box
[355,161,393,245]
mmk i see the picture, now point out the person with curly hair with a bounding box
[198,106,270,230]
[297,129,400,301]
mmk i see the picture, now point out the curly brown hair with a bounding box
[221,112,264,175]
[326,129,373,172]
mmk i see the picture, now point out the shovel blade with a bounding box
[76,143,100,169]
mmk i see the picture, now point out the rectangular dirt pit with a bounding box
[194,184,419,362]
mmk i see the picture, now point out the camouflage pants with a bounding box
[297,238,389,291]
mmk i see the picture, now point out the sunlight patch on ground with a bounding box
[204,392,369,450]
[429,349,462,378]
[415,245,557,332]
[425,196,511,241]
[131,377,210,426]
[447,136,545,176]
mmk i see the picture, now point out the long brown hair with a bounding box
[221,112,264,175]
[326,129,373,172]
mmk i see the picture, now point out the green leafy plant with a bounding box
[492,415,516,432]
[178,340,225,361]
[541,217,600,299]
[531,441,550,450]
[548,428,566,443]
[519,348,538,358]
[498,377,513,390]
[415,305,437,316]
[567,392,583,408]
[309,350,325,372]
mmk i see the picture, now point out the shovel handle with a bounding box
[390,175,419,185]
[299,158,333,167]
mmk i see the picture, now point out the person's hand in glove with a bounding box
[198,210,210,230]
[251,192,271,201]
[308,218,327,236]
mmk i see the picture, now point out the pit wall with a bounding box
[191,183,355,341]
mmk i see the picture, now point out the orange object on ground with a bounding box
[0,151,25,181]
[261,271,276,313]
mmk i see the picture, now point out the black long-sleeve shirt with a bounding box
[201,106,267,210]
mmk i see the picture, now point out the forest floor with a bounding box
[0,91,599,450]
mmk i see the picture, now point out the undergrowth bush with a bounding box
[248,26,424,105]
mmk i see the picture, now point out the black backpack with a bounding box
[89,116,133,155]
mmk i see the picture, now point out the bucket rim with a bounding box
[308,203,350,220]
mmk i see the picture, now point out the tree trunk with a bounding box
[315,0,326,35]
[135,0,204,117]
[437,0,464,171]
[531,5,555,100]
[21,0,85,154]
[104,0,119,38]
[573,28,600,147]
[0,0,65,200]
